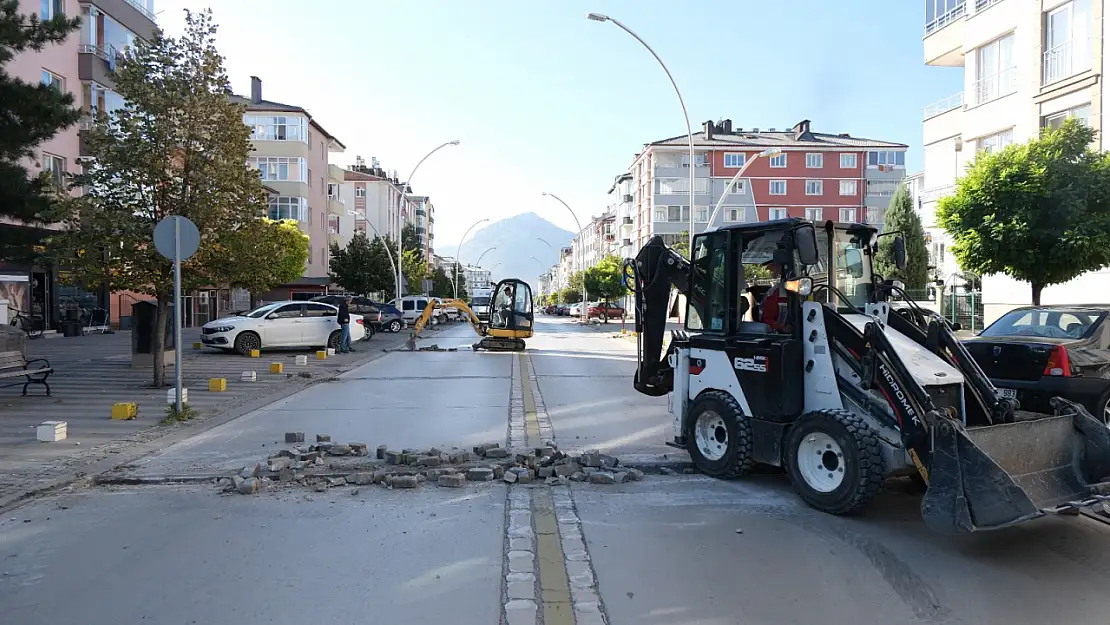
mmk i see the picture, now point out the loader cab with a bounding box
[488,278,534,337]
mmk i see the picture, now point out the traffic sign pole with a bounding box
[173,218,183,415]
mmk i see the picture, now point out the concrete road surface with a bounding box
[3,315,1110,625]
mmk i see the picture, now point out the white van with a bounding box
[470,287,493,321]
[390,296,442,325]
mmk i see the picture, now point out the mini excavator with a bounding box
[406,278,534,352]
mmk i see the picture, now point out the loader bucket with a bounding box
[920,398,1110,534]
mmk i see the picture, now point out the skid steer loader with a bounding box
[624,218,1110,534]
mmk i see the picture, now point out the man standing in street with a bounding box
[337,295,353,353]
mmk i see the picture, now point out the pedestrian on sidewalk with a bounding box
[338,295,353,353]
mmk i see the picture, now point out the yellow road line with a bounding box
[533,488,575,625]
[519,353,540,445]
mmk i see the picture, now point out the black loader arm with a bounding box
[625,235,691,397]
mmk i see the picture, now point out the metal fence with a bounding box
[942,290,984,332]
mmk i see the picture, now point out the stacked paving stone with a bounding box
[220,435,644,495]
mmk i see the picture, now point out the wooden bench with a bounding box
[0,350,54,397]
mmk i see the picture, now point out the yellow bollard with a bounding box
[192,342,202,350]
[316,350,327,360]
[249,349,260,358]
[269,362,284,374]
[111,402,137,420]
[208,378,227,392]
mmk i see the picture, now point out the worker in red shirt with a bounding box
[760,261,791,333]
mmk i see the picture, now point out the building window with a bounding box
[769,153,787,168]
[42,153,65,189]
[327,183,339,198]
[1043,104,1091,130]
[840,207,857,222]
[1044,0,1092,85]
[653,208,666,222]
[328,214,339,235]
[308,244,312,263]
[655,177,708,194]
[840,153,857,168]
[805,207,823,222]
[355,186,366,197]
[978,128,1014,153]
[268,196,309,222]
[805,180,823,195]
[769,180,787,195]
[723,153,746,168]
[725,207,743,222]
[768,207,787,220]
[695,206,708,222]
[250,157,308,182]
[666,206,689,222]
[680,153,708,167]
[805,153,823,168]
[730,179,746,194]
[41,70,63,90]
[244,115,307,142]
[866,151,905,169]
[973,34,1016,105]
[41,0,63,19]
[839,180,857,195]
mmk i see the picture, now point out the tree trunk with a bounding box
[152,296,169,388]
[1031,283,1044,306]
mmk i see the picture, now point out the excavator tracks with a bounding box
[473,337,526,352]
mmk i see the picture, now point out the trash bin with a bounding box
[130,300,175,369]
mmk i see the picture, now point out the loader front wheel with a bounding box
[786,409,885,515]
[686,390,753,479]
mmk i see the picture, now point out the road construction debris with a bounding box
[217,441,654,495]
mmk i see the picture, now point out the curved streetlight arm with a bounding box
[395,140,460,299]
[454,217,490,298]
[475,246,496,267]
[541,191,589,316]
[588,13,695,257]
[705,148,783,233]
[348,211,397,287]
[535,237,553,248]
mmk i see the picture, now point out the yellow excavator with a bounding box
[405,278,534,352]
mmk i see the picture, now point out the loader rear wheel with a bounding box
[785,409,885,515]
[686,390,753,479]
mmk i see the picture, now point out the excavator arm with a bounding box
[624,235,693,397]
[406,299,487,350]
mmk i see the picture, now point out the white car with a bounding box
[201,300,365,355]
[569,303,584,317]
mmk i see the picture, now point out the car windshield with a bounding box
[244,303,281,318]
[980,309,1107,340]
[472,297,490,306]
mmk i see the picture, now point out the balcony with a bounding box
[971,67,1017,106]
[923,91,963,120]
[327,195,345,216]
[622,217,633,225]
[866,180,901,197]
[924,1,966,66]
[621,194,633,203]
[1043,38,1093,87]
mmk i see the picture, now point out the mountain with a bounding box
[439,212,574,292]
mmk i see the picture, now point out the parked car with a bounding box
[962,305,1110,422]
[201,300,366,355]
[568,303,583,317]
[555,304,569,316]
[310,295,380,338]
[587,302,625,320]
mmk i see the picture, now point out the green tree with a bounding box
[560,287,582,304]
[874,184,929,290]
[673,231,689,259]
[0,2,82,262]
[584,254,628,302]
[402,248,428,295]
[46,9,282,387]
[937,119,1110,304]
[329,232,391,295]
[223,218,308,300]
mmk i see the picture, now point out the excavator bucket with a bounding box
[921,398,1110,534]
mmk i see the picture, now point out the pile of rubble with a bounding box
[221,433,645,495]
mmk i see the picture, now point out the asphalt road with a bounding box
[3,315,1110,625]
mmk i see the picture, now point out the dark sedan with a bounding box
[310,296,405,334]
[962,305,1110,422]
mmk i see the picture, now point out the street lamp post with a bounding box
[475,246,496,267]
[587,12,695,257]
[705,148,784,231]
[395,140,460,300]
[347,210,397,290]
[541,192,588,319]
[454,218,490,298]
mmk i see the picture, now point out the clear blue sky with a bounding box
[159,0,963,244]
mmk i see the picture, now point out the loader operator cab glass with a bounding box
[685,231,728,332]
[489,279,533,331]
[811,227,874,311]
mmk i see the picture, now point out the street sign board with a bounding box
[153,216,200,261]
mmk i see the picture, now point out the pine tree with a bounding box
[0,1,82,261]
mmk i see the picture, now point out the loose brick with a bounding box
[284,432,305,443]
[316,434,331,442]
[569,472,587,482]
[268,457,293,471]
[627,468,645,481]
[237,477,261,494]
[613,472,628,484]
[328,476,348,487]
[385,451,404,465]
[503,471,518,483]
[438,473,466,488]
[239,463,262,479]
[328,444,352,456]
[279,468,295,482]
[347,472,375,486]
[485,447,509,459]
[516,473,534,484]
[448,451,471,463]
[554,463,580,477]
[535,446,554,458]
[467,468,494,481]
[537,466,555,478]
[391,475,419,488]
[491,465,506,479]
[589,472,616,484]
[350,443,369,456]
[581,451,602,468]
[376,445,388,460]
[417,455,442,467]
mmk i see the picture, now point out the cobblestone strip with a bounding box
[552,484,608,625]
[523,353,555,444]
[503,487,539,625]
[509,354,526,450]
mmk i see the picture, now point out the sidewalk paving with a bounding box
[0,325,430,507]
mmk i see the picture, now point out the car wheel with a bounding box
[234,331,261,356]
[1096,390,1110,425]
[327,330,341,350]
[389,320,402,333]
[785,409,885,516]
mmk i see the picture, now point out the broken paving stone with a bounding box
[314,483,328,492]
[545,476,568,486]
[270,449,297,459]
[415,473,426,483]
[350,443,369,456]
[417,455,442,467]
[347,472,375,486]
[569,472,587,482]
[473,442,501,456]
[503,472,518,484]
[299,451,321,463]
[376,445,388,460]
[392,475,419,489]
[491,465,506,479]
[438,473,466,488]
[613,472,628,484]
[239,463,262,479]
[517,473,534,484]
[537,467,555,479]
[268,457,294,471]
[328,476,348,487]
[485,447,509,459]
[554,463,580,477]
[627,468,645,481]
[284,432,305,443]
[599,454,619,468]
[448,451,471,463]
[328,444,352,456]
[589,472,616,485]
[659,467,677,476]
[580,451,602,468]
[316,434,332,442]
[237,477,262,494]
[402,448,419,455]
[385,451,404,465]
[535,446,554,458]
[372,469,393,483]
[279,468,295,482]
[467,468,494,482]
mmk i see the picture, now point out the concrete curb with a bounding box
[0,327,441,514]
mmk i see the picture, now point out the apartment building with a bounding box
[463,265,492,290]
[404,195,435,261]
[235,76,346,300]
[608,173,637,260]
[326,164,351,247]
[921,0,1108,323]
[1,0,158,330]
[342,157,403,245]
[570,212,617,273]
[628,119,907,253]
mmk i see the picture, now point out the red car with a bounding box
[587,302,625,320]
